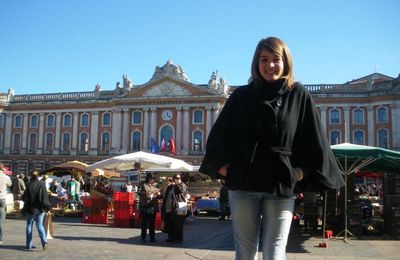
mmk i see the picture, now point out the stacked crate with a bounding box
[114,192,135,227]
[82,197,93,223]
[92,198,110,224]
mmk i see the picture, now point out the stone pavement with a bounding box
[0,215,399,260]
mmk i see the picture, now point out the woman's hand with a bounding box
[294,167,304,181]
[218,165,228,177]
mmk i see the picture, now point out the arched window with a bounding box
[15,115,22,128]
[330,130,341,145]
[353,109,364,124]
[101,132,110,152]
[160,125,173,152]
[131,131,141,151]
[81,113,89,127]
[13,133,21,150]
[103,112,111,126]
[63,114,72,127]
[30,114,38,128]
[377,107,388,123]
[132,111,142,125]
[193,130,203,151]
[47,114,55,128]
[378,129,388,149]
[29,133,37,152]
[62,133,71,151]
[329,109,340,124]
[80,132,89,152]
[193,110,203,124]
[353,130,364,145]
[45,133,54,151]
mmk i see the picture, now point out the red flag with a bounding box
[160,138,166,153]
[170,137,176,156]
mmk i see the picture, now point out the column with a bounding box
[72,112,79,155]
[212,104,220,125]
[206,106,212,140]
[143,107,150,151]
[176,107,183,155]
[54,112,61,155]
[319,106,327,133]
[111,109,122,153]
[4,113,12,154]
[391,102,400,149]
[89,111,99,156]
[38,113,45,153]
[182,106,190,155]
[22,113,28,154]
[344,107,350,143]
[150,108,157,143]
[121,108,130,153]
[367,106,375,146]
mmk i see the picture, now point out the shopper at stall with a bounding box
[161,174,190,243]
[22,170,51,251]
[138,172,160,242]
[12,174,26,201]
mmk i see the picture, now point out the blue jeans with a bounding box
[26,212,47,249]
[0,199,6,242]
[229,190,294,260]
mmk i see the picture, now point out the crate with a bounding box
[82,213,93,224]
[114,192,134,203]
[92,209,109,224]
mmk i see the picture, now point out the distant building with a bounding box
[0,61,399,175]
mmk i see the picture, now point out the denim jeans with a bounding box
[229,190,295,260]
[0,199,6,242]
[26,212,47,249]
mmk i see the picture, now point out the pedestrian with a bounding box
[13,174,26,201]
[22,170,52,251]
[161,174,190,243]
[199,36,345,260]
[138,172,160,242]
[218,179,230,220]
[0,163,12,245]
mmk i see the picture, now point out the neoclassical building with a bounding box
[0,60,399,175]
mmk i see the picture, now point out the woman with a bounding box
[22,170,52,251]
[138,172,160,242]
[200,37,344,260]
[161,174,189,243]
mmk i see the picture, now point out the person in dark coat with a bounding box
[161,174,190,243]
[199,36,344,260]
[22,170,52,251]
[218,179,230,220]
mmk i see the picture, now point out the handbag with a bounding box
[173,191,188,216]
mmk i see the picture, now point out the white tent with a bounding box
[86,151,194,172]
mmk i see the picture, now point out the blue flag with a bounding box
[151,137,160,154]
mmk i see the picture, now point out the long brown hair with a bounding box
[251,37,295,89]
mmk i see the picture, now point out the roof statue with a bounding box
[208,70,228,95]
[151,60,189,82]
[122,74,133,90]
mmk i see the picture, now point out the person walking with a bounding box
[218,179,230,220]
[138,172,160,242]
[22,170,52,251]
[161,174,190,243]
[0,163,12,245]
[13,174,26,201]
[200,37,344,260]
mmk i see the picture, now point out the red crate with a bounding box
[92,209,109,224]
[114,192,134,203]
[92,198,109,209]
[155,212,162,230]
[82,197,93,208]
[82,213,93,224]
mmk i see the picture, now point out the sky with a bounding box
[0,0,399,95]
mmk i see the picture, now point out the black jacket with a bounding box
[199,81,344,197]
[22,179,51,215]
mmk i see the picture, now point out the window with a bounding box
[353,130,364,145]
[330,130,341,145]
[353,109,364,124]
[0,114,3,128]
[132,111,142,125]
[329,109,340,124]
[30,115,38,128]
[45,133,54,151]
[47,114,55,128]
[193,110,203,124]
[29,133,37,151]
[63,114,72,127]
[377,107,388,123]
[193,130,203,151]
[15,115,22,128]
[13,133,21,150]
[81,113,89,127]
[101,132,110,152]
[378,129,388,149]
[80,132,89,152]
[62,133,71,151]
[103,112,111,126]
[131,131,141,151]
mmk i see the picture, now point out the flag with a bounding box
[170,137,176,156]
[160,138,166,153]
[150,137,159,154]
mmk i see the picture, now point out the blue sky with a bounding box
[0,0,398,94]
